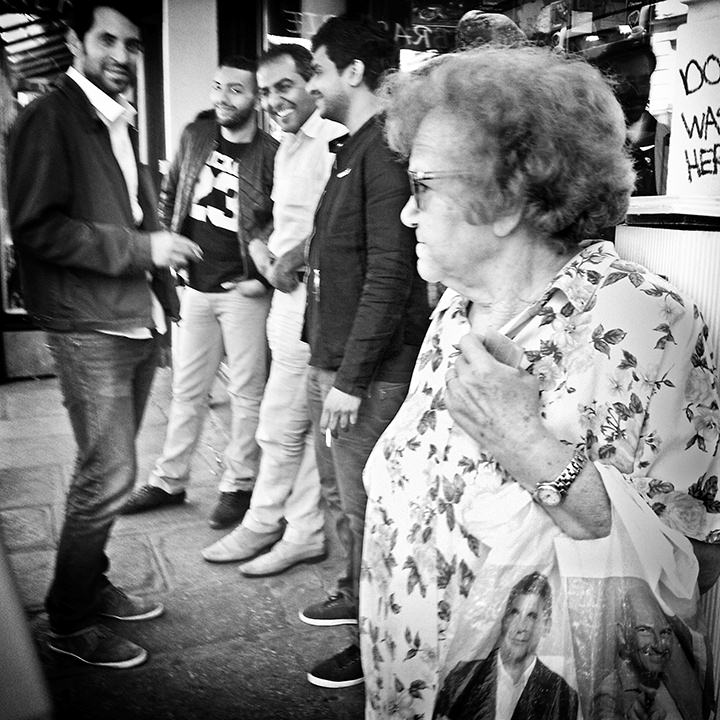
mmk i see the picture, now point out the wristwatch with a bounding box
[533,451,587,507]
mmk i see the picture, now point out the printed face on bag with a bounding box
[499,592,549,665]
[621,588,674,678]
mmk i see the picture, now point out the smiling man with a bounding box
[202,44,345,575]
[594,584,685,720]
[7,1,200,669]
[120,56,277,530]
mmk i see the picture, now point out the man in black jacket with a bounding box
[297,15,430,689]
[434,573,578,720]
[7,1,199,669]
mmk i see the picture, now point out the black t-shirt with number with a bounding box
[183,136,251,292]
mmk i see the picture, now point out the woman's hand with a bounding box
[447,329,611,539]
[445,329,547,470]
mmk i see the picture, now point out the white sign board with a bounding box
[666,0,720,197]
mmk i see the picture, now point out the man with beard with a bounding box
[121,56,277,530]
[435,573,578,719]
[297,15,429,689]
[7,1,199,667]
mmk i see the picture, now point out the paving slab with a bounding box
[0,505,55,551]
[0,464,65,508]
[8,547,55,611]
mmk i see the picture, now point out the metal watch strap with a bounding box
[535,450,587,502]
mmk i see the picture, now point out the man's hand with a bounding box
[266,253,301,293]
[249,238,275,278]
[266,241,306,293]
[150,231,203,269]
[321,387,362,434]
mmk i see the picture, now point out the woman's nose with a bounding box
[400,196,419,228]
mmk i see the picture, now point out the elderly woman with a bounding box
[359,46,719,719]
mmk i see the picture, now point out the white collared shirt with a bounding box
[495,654,537,720]
[67,66,143,225]
[66,67,165,337]
[267,110,345,258]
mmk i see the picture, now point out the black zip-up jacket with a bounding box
[7,75,179,331]
[304,115,429,396]
[158,116,278,283]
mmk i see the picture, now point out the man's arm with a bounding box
[8,98,198,277]
[333,140,416,396]
[320,138,417,433]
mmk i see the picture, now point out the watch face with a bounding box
[536,485,562,507]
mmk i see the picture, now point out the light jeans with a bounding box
[45,331,159,633]
[242,285,324,546]
[149,286,270,493]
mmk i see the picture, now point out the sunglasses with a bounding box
[407,170,473,211]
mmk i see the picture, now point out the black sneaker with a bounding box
[97,584,164,621]
[119,486,186,515]
[299,594,357,626]
[307,644,363,688]
[48,624,148,669]
[208,489,252,529]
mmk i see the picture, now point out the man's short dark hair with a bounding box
[68,1,144,41]
[503,572,553,625]
[219,55,258,74]
[218,55,258,91]
[259,44,314,82]
[311,15,399,91]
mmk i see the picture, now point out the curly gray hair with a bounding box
[380,46,635,247]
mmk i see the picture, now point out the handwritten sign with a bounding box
[666,0,720,197]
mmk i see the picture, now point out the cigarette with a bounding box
[325,428,332,447]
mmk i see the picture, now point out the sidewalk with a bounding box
[0,369,364,720]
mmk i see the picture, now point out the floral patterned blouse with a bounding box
[359,242,719,719]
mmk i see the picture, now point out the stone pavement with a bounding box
[0,369,365,720]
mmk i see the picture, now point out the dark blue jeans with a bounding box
[45,331,159,633]
[307,367,408,615]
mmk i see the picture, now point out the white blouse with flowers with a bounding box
[359,241,719,720]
